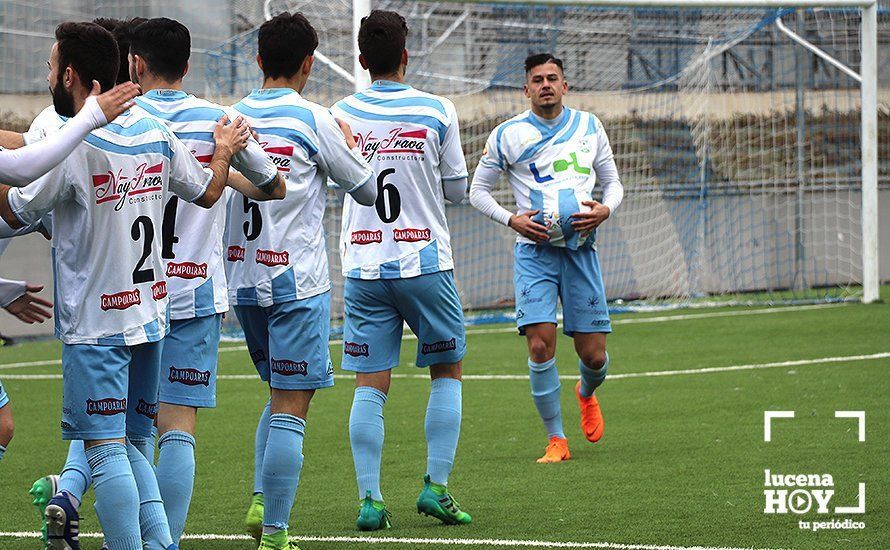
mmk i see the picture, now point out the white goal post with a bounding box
[346,0,880,305]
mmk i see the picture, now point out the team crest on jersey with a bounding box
[166,262,208,279]
[351,230,383,245]
[168,366,211,387]
[344,341,370,357]
[393,228,431,242]
[151,281,168,301]
[100,289,141,311]
[421,338,457,355]
[227,246,246,262]
[256,249,289,267]
[270,358,308,376]
[86,397,126,416]
[261,143,294,173]
[92,162,164,211]
[135,398,158,420]
[355,128,427,160]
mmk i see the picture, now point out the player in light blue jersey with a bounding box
[470,53,624,463]
[0,21,250,550]
[227,14,376,550]
[330,10,471,530]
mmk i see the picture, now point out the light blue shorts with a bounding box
[342,271,466,373]
[514,243,611,336]
[159,314,222,408]
[234,291,334,391]
[0,378,8,409]
[61,341,162,440]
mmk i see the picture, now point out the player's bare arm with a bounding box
[228,170,286,200]
[0,130,24,150]
[194,115,250,208]
[0,186,23,230]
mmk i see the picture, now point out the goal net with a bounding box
[209,1,883,325]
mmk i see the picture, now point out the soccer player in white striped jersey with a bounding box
[330,9,471,530]
[470,53,624,464]
[0,21,250,550]
[127,17,284,544]
[226,13,376,550]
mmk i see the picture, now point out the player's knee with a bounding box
[528,339,553,363]
[580,348,607,371]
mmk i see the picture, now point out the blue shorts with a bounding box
[61,342,162,440]
[0,378,8,409]
[342,271,466,373]
[159,314,222,408]
[234,291,334,391]
[514,243,611,336]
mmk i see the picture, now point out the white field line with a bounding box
[2,352,887,382]
[0,531,775,549]
[0,303,851,372]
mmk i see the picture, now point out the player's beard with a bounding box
[51,78,76,118]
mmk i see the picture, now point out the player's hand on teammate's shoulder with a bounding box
[335,118,358,149]
[571,200,611,232]
[90,80,140,123]
[213,115,251,157]
[4,283,52,324]
[508,210,550,243]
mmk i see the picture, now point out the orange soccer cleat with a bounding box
[575,380,604,442]
[536,436,571,463]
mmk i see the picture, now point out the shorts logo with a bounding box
[393,228,431,242]
[351,230,383,245]
[151,281,168,301]
[166,262,208,279]
[516,308,525,320]
[421,338,457,355]
[249,350,267,364]
[227,246,246,262]
[588,294,600,308]
[168,366,211,387]
[135,398,158,420]
[93,162,165,211]
[256,249,289,267]
[591,319,610,327]
[271,358,308,376]
[100,290,141,311]
[344,341,370,357]
[86,397,127,416]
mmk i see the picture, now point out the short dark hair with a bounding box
[358,10,408,76]
[129,17,191,82]
[92,18,143,84]
[55,22,119,93]
[257,12,318,80]
[524,53,564,74]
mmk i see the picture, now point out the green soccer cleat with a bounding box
[28,475,59,545]
[356,491,391,531]
[257,530,300,550]
[245,493,264,544]
[416,475,471,525]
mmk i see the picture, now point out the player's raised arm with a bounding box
[228,108,285,198]
[0,81,138,188]
[227,168,286,201]
[0,161,70,234]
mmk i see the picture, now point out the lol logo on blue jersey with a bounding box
[529,151,591,183]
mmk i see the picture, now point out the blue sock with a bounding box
[254,399,271,495]
[86,442,142,550]
[156,430,196,544]
[579,353,609,398]
[262,413,305,531]
[126,440,173,550]
[58,440,91,506]
[129,426,158,464]
[529,358,565,439]
[425,378,462,486]
[349,386,386,501]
